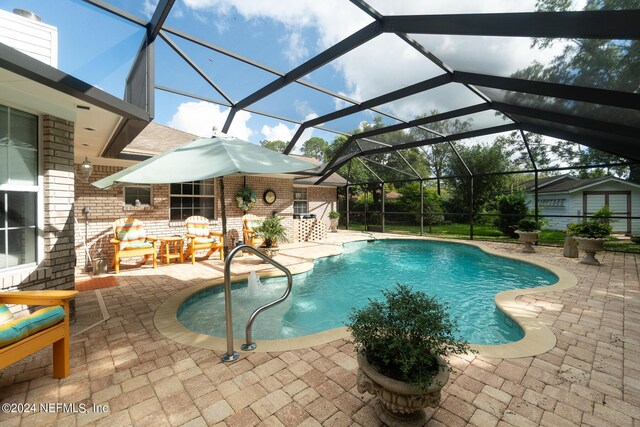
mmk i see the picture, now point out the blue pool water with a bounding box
[178,240,558,345]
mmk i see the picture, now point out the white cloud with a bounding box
[168,101,253,140]
[283,32,308,65]
[142,0,158,18]
[261,123,295,141]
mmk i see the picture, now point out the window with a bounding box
[293,187,308,215]
[0,105,39,270]
[539,199,565,208]
[170,179,215,221]
[124,185,151,206]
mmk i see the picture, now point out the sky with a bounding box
[1,0,586,150]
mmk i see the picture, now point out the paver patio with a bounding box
[0,232,638,426]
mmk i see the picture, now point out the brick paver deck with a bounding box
[0,233,638,426]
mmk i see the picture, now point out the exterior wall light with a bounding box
[80,157,93,182]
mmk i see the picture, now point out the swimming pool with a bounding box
[177,239,558,345]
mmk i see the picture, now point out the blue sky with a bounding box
[1,0,573,147]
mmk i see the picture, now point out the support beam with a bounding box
[382,11,640,39]
[222,21,382,133]
[520,123,640,163]
[148,0,176,42]
[283,74,452,154]
[494,102,640,139]
[453,72,640,110]
[159,32,234,105]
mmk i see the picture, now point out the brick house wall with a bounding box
[74,168,338,268]
[1,115,75,300]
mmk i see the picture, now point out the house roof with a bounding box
[533,176,640,194]
[521,174,577,191]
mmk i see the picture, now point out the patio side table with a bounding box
[159,236,184,265]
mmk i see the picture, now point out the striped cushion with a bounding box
[0,304,14,325]
[194,237,217,244]
[0,306,66,348]
[245,221,261,230]
[186,216,211,238]
[114,218,148,250]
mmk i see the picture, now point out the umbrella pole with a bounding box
[219,177,229,260]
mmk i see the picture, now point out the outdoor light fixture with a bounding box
[80,157,93,182]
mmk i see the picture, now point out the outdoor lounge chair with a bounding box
[242,214,263,248]
[0,290,78,378]
[184,216,224,263]
[111,217,158,274]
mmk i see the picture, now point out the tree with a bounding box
[398,182,443,232]
[260,140,287,152]
[444,141,514,221]
[301,137,329,162]
[508,0,640,180]
[409,111,473,195]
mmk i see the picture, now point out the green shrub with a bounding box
[516,217,543,232]
[254,216,288,247]
[592,206,613,225]
[495,191,529,237]
[567,221,612,239]
[329,211,340,219]
[347,284,472,391]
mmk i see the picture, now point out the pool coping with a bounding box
[154,235,577,359]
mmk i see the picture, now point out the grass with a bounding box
[346,223,640,253]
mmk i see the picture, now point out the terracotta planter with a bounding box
[574,237,606,265]
[515,230,540,253]
[357,353,449,427]
[329,217,339,232]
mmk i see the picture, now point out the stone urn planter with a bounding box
[357,353,449,427]
[573,237,606,265]
[329,217,338,232]
[515,230,540,253]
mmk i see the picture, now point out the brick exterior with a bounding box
[0,115,76,301]
[74,170,338,268]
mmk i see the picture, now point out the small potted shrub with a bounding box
[567,221,612,265]
[328,211,340,232]
[348,284,472,426]
[254,216,288,256]
[514,217,544,253]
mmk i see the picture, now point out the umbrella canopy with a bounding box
[93,135,317,257]
[92,136,317,189]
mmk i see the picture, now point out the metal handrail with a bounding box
[221,244,293,362]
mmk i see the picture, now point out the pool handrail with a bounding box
[221,244,293,362]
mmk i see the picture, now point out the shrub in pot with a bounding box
[348,284,472,426]
[254,215,288,248]
[567,221,612,265]
[514,217,544,253]
[328,211,340,232]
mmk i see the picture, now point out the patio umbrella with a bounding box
[93,135,317,255]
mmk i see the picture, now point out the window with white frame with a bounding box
[170,179,215,221]
[124,185,152,206]
[293,187,308,215]
[0,105,39,271]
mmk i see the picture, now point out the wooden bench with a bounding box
[0,290,78,378]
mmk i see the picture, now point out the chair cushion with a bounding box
[123,241,154,249]
[186,216,211,238]
[194,237,218,244]
[115,218,148,250]
[0,304,14,325]
[245,221,261,230]
[0,306,66,348]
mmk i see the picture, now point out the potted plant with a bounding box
[254,215,288,256]
[348,284,472,426]
[328,211,340,232]
[514,217,543,253]
[567,220,612,265]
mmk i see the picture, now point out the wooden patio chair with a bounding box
[183,216,224,264]
[0,290,78,378]
[111,217,158,274]
[242,214,263,248]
